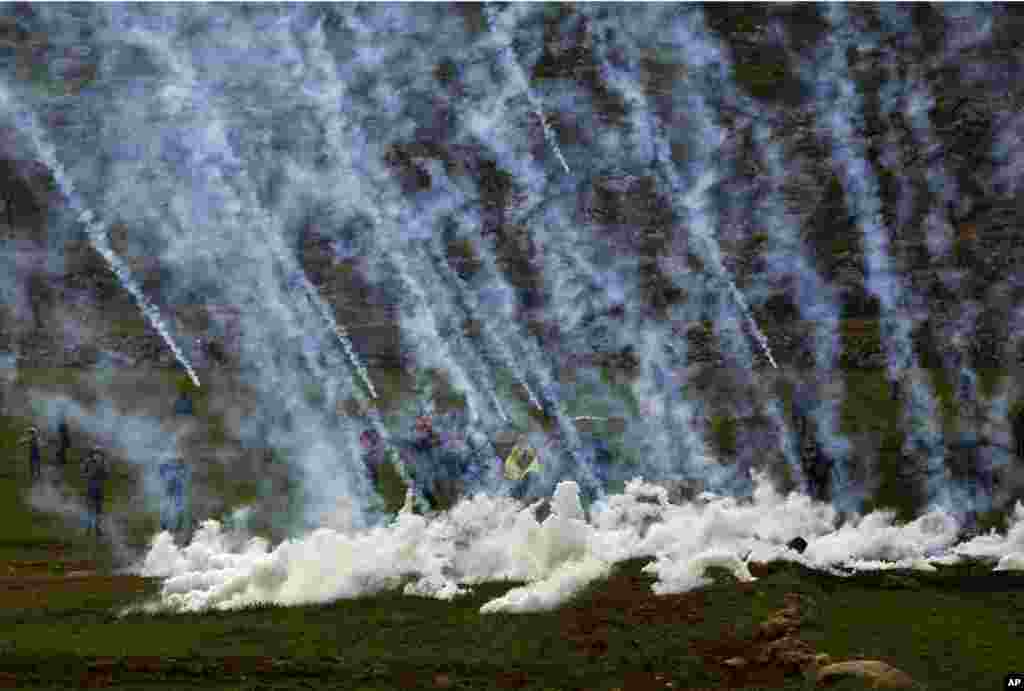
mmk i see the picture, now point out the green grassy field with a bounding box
[0,364,1021,689]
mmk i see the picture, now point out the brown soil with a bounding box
[0,555,827,690]
[0,557,155,609]
[557,562,819,690]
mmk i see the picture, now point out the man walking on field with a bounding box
[82,446,109,537]
[16,426,43,482]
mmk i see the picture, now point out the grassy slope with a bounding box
[1,365,1022,689]
[0,554,1021,690]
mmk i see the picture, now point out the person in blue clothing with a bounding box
[82,447,109,537]
[16,426,43,482]
[159,457,188,533]
[174,390,194,416]
[397,414,474,511]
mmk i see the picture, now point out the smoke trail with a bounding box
[753,122,857,510]
[92,5,391,529]
[296,9,514,435]
[581,6,797,491]
[582,7,778,373]
[790,5,949,508]
[425,222,541,415]
[484,3,571,175]
[0,84,202,390]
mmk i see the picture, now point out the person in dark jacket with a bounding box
[17,426,43,482]
[55,414,71,467]
[1013,404,1024,461]
[174,390,194,416]
[82,447,109,537]
[398,414,472,511]
[359,428,408,515]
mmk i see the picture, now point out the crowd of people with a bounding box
[358,411,618,516]
[13,403,191,540]
[16,420,111,537]
[16,391,1024,543]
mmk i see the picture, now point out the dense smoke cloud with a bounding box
[0,4,1020,614]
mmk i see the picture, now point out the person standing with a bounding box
[159,458,188,533]
[174,390,194,417]
[55,414,71,467]
[359,428,408,515]
[82,447,109,537]
[504,432,542,501]
[16,426,43,482]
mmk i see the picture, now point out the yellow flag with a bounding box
[504,443,541,481]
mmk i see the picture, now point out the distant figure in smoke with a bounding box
[801,439,833,503]
[159,458,189,533]
[82,447,109,537]
[400,414,465,511]
[791,391,832,501]
[174,390,194,417]
[359,428,407,515]
[1013,404,1024,462]
[534,426,610,507]
[55,413,71,467]
[16,426,43,482]
[504,433,542,501]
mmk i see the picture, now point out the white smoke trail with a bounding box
[116,8,376,405]
[580,7,796,491]
[484,3,572,175]
[795,4,949,508]
[298,9,512,434]
[0,85,202,390]
[427,230,540,415]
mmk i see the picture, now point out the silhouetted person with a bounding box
[800,437,833,502]
[82,447,109,537]
[174,390,194,416]
[360,428,385,487]
[400,414,463,510]
[1014,406,1024,461]
[16,426,43,482]
[159,458,188,533]
[56,415,71,466]
[360,428,408,515]
[890,378,902,404]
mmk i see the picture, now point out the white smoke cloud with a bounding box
[130,473,1023,616]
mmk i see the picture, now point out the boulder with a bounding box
[815,660,923,689]
[756,635,815,669]
[787,536,808,554]
[758,613,800,640]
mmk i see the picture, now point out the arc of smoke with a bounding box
[299,271,378,400]
[793,5,949,508]
[0,85,202,389]
[727,281,777,370]
[425,227,544,414]
[583,7,795,490]
[582,9,776,371]
[484,4,571,175]
[299,23,507,434]
[458,37,693,493]
[119,15,376,403]
[418,248,512,424]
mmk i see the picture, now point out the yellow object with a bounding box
[504,443,541,481]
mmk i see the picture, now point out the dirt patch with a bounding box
[692,592,823,690]
[560,572,823,690]
[560,562,707,637]
[0,573,154,609]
